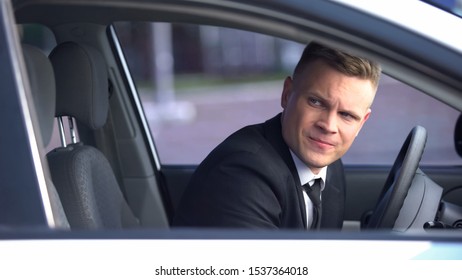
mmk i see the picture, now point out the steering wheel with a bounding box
[365,126,427,229]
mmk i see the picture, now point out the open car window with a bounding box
[113,22,462,167]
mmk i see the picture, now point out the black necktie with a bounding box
[303,178,322,229]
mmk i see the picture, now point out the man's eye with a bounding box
[340,112,355,120]
[309,97,322,106]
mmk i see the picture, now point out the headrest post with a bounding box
[57,116,67,148]
[68,116,77,144]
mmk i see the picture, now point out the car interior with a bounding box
[11,0,462,233]
[46,41,143,229]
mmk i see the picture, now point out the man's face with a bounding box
[281,59,375,174]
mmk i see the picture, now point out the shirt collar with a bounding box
[290,150,327,191]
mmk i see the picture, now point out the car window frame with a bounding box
[0,0,52,228]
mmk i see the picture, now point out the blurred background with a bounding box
[22,22,462,166]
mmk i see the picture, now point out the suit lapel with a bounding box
[321,159,345,228]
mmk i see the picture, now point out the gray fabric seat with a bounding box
[46,42,139,229]
[22,44,70,229]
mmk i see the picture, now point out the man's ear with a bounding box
[281,76,293,109]
[356,108,371,137]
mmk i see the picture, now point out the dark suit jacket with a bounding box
[173,114,346,229]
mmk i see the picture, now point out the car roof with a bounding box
[12,0,462,51]
[335,0,462,53]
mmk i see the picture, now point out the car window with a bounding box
[114,22,462,166]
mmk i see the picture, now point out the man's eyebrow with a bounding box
[307,92,362,120]
[306,92,328,103]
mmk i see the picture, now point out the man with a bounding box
[173,42,381,230]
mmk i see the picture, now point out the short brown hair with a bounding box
[293,42,381,89]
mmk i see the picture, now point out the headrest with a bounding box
[22,44,56,146]
[49,42,108,130]
[455,114,462,157]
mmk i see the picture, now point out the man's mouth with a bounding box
[309,136,335,148]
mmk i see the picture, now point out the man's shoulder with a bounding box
[217,122,269,155]
[194,113,291,176]
[217,114,282,155]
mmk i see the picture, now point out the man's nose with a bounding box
[317,111,338,133]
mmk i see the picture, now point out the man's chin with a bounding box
[303,152,333,166]
[303,159,330,173]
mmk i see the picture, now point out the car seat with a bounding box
[46,41,139,229]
